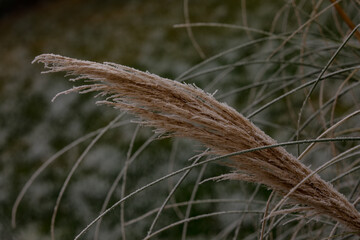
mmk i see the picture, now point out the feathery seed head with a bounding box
[34,53,360,234]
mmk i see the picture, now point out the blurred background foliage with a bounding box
[1,0,360,239]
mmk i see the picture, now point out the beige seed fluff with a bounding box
[34,53,360,235]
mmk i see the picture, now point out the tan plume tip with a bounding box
[33,53,360,234]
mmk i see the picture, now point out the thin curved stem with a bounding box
[74,137,360,240]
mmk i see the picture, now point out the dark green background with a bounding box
[1,1,360,239]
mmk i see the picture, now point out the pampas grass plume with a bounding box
[33,53,360,234]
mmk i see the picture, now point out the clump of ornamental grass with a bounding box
[33,53,360,236]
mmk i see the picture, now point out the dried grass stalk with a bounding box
[33,53,360,234]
